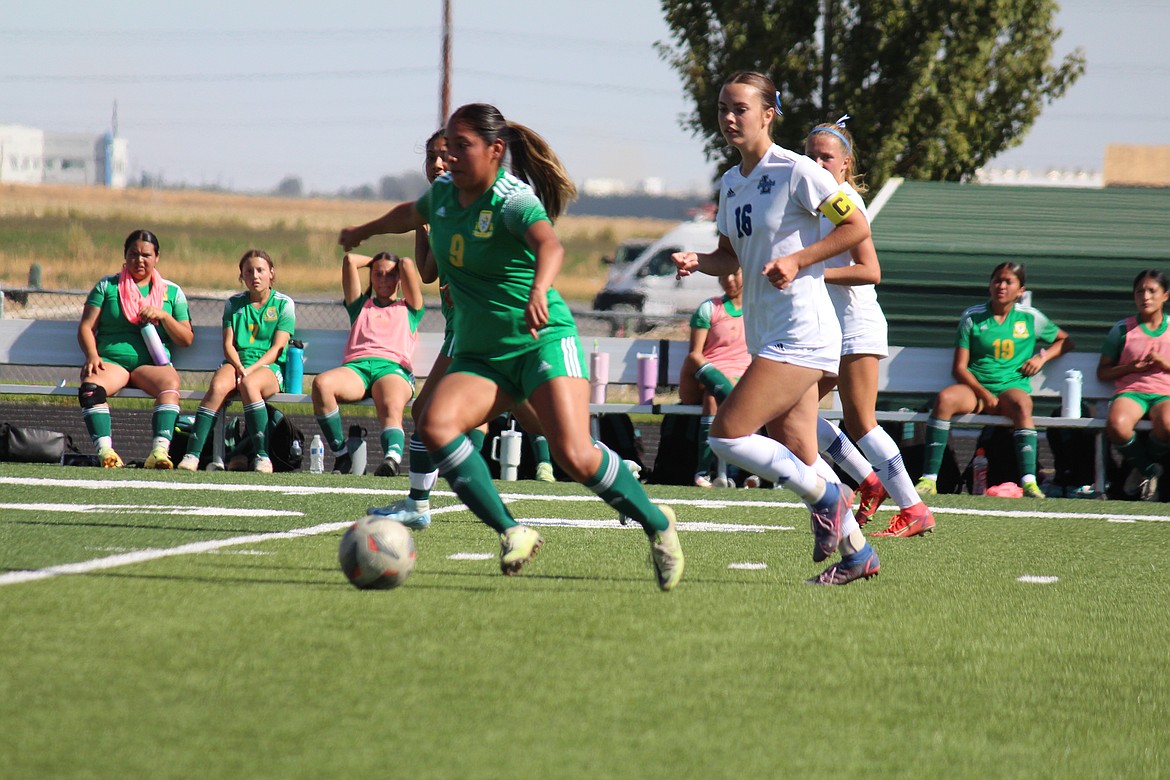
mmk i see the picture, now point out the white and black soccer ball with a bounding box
[338,516,417,589]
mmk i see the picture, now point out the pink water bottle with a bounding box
[589,346,610,405]
[636,348,658,405]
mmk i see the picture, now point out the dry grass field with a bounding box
[0,183,675,300]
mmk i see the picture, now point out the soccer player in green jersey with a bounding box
[77,229,193,469]
[177,249,295,474]
[917,262,1073,498]
[339,103,683,590]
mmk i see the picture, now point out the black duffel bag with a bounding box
[0,423,72,464]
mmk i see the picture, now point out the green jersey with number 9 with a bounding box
[416,169,577,359]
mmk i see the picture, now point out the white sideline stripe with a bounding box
[2,475,1168,588]
[0,476,410,498]
[728,562,768,570]
[0,503,467,588]
[0,521,354,587]
[448,552,494,561]
[522,517,793,533]
[5,476,1168,524]
[0,503,302,518]
[1018,575,1060,584]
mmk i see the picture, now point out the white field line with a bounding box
[0,503,302,517]
[2,474,1168,588]
[521,516,792,533]
[4,475,1168,523]
[0,521,352,587]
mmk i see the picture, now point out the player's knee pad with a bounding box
[78,382,107,409]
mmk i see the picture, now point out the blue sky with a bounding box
[2,1,1165,194]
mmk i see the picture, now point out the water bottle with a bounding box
[284,339,305,394]
[345,425,368,475]
[141,323,170,366]
[972,448,989,496]
[309,434,325,474]
[1062,369,1083,418]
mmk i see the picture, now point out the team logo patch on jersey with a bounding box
[757,175,775,194]
[264,307,278,321]
[473,210,494,238]
[436,206,447,217]
[1013,321,1029,338]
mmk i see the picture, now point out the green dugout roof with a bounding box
[870,180,1170,351]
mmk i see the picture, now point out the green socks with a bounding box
[382,427,405,462]
[923,417,951,478]
[185,407,218,458]
[152,402,180,447]
[696,415,714,474]
[316,407,345,453]
[531,434,552,466]
[1013,428,1038,479]
[244,401,269,458]
[1117,434,1156,477]
[695,362,734,402]
[433,435,516,533]
[584,443,667,535]
[82,405,112,447]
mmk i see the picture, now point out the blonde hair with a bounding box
[807,121,868,194]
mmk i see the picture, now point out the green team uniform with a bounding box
[956,302,1059,395]
[223,290,296,379]
[84,274,190,369]
[416,169,585,401]
[438,284,457,357]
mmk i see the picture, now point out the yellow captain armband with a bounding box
[818,190,855,225]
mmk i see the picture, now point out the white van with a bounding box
[591,218,722,332]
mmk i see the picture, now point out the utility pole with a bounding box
[439,0,452,127]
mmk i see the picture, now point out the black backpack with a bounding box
[649,413,700,485]
[1044,402,1104,493]
[223,403,305,472]
[596,413,644,471]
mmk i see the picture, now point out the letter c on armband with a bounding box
[818,192,855,225]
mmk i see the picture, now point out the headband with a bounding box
[807,114,852,154]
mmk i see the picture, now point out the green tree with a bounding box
[658,0,1085,190]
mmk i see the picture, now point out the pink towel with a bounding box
[118,267,166,325]
[986,482,1024,498]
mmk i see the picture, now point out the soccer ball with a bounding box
[338,516,417,589]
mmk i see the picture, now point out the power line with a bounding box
[0,67,436,84]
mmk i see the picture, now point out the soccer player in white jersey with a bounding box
[673,71,879,585]
[804,118,937,538]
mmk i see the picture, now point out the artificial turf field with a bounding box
[1,464,1167,779]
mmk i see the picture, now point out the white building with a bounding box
[0,124,128,188]
[0,125,45,184]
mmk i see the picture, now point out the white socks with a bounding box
[816,417,874,485]
[709,433,822,503]
[857,425,921,509]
